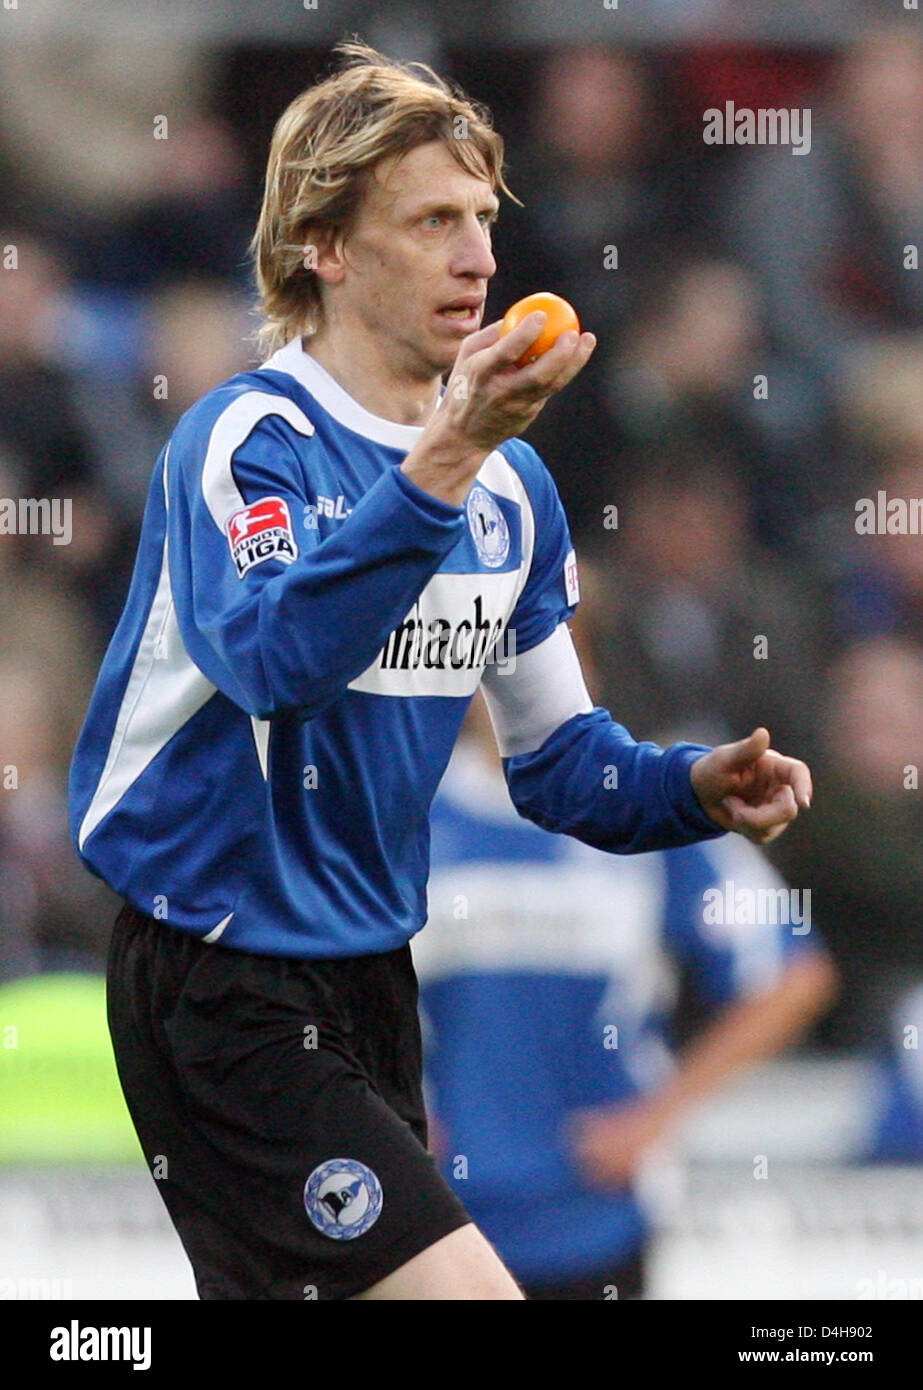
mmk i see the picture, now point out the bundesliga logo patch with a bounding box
[226,496,297,577]
[304,1158,384,1240]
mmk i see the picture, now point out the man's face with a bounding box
[326,139,499,380]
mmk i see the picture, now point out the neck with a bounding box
[304,324,442,427]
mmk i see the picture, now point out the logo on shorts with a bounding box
[226,496,297,577]
[466,485,510,568]
[304,1158,383,1240]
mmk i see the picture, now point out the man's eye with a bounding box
[423,215,443,229]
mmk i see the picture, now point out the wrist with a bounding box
[402,416,488,507]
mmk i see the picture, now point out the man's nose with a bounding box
[452,217,496,280]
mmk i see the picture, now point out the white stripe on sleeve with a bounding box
[480,622,593,758]
[201,391,315,531]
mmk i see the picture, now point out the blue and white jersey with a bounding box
[69,336,720,959]
[414,742,822,1282]
[866,981,923,1161]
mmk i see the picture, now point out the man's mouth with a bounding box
[436,298,484,328]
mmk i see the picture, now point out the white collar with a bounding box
[261,337,434,452]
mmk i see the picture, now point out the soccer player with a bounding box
[69,43,813,1301]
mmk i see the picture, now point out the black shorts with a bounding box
[106,903,472,1300]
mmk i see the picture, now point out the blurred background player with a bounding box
[414,609,836,1300]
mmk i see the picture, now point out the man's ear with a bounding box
[302,224,348,285]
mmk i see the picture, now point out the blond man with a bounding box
[71,43,812,1300]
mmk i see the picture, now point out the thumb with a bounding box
[716,726,771,773]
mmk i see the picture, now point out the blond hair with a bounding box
[250,40,513,359]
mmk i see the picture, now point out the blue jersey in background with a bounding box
[414,740,822,1286]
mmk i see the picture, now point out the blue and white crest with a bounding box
[466,485,510,569]
[304,1158,383,1240]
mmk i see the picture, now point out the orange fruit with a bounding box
[500,292,581,367]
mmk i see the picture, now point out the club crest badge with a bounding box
[466,485,510,569]
[304,1158,384,1240]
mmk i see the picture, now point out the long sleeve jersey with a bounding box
[69,336,723,958]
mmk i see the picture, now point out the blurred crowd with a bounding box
[1,26,922,1082]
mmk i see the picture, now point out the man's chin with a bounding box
[404,327,469,383]
[423,342,464,381]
